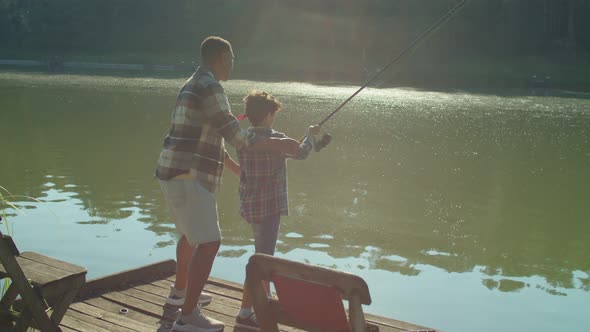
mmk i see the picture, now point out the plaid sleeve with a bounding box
[202,83,255,150]
[290,135,314,160]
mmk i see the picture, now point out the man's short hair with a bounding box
[200,36,232,67]
[244,90,283,126]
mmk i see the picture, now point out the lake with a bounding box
[1,71,589,332]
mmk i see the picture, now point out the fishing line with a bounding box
[318,0,470,127]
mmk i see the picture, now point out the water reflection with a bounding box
[1,72,590,330]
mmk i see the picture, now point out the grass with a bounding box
[0,185,17,301]
[0,185,50,299]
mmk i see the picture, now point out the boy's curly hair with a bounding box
[243,90,283,126]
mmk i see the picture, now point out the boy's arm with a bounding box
[290,125,321,160]
[224,150,240,176]
[248,137,301,155]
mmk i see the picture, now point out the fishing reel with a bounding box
[313,133,332,152]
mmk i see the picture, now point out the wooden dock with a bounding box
[56,260,433,332]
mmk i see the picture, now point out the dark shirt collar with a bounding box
[195,66,215,79]
[249,127,274,136]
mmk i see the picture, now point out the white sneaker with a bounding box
[167,285,213,306]
[235,312,259,331]
[172,308,224,332]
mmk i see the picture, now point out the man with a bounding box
[155,36,300,332]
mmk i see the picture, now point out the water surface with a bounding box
[1,72,589,332]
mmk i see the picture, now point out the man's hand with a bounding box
[224,150,241,176]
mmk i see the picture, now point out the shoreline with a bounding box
[2,58,590,99]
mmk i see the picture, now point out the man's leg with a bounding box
[181,240,221,314]
[172,180,223,330]
[174,234,194,290]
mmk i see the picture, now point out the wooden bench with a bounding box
[246,253,378,332]
[0,230,86,331]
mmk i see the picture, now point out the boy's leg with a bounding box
[240,215,281,310]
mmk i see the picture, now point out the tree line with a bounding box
[1,0,589,88]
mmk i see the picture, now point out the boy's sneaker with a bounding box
[235,312,259,331]
[167,285,212,306]
[172,308,224,332]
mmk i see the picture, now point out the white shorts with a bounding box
[159,179,220,245]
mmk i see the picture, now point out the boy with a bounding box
[234,90,322,330]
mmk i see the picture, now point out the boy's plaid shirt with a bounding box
[155,67,255,193]
[238,128,312,224]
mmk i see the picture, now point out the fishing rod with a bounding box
[317,0,470,127]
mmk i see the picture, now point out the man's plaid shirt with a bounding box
[237,128,312,224]
[155,67,255,193]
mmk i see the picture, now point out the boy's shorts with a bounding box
[159,179,220,246]
[250,215,281,255]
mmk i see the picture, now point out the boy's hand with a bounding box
[308,125,321,136]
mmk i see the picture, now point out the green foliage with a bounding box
[0,185,21,235]
[1,0,589,54]
[0,185,16,301]
[1,0,589,89]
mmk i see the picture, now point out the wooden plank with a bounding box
[119,287,168,307]
[133,282,245,313]
[42,274,85,303]
[116,286,236,320]
[166,275,247,294]
[77,260,175,300]
[102,289,251,330]
[161,276,245,300]
[69,301,156,331]
[19,252,86,274]
[101,291,178,321]
[149,279,244,305]
[0,258,70,286]
[131,283,169,297]
[84,297,170,328]
[364,312,434,331]
[60,313,114,332]
[14,255,81,279]
[208,276,246,292]
[64,309,136,332]
[58,325,79,332]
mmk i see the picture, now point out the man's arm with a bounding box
[224,150,240,176]
[203,84,254,151]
